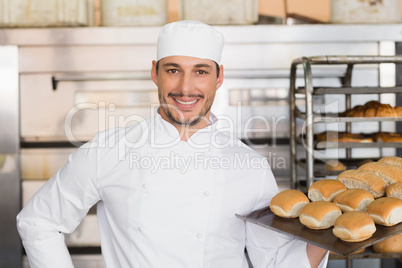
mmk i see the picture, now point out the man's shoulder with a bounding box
[82,119,151,150]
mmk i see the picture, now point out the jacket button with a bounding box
[142,184,148,189]
[203,191,210,196]
[196,233,203,239]
[139,226,145,232]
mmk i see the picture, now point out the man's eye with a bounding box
[197,70,207,75]
[168,69,178,74]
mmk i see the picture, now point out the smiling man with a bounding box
[153,56,221,133]
[151,21,225,141]
[17,20,328,268]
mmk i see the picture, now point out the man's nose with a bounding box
[180,73,193,93]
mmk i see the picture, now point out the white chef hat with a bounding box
[156,20,224,64]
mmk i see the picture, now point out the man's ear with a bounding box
[216,65,224,90]
[151,60,158,87]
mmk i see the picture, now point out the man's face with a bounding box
[151,56,224,128]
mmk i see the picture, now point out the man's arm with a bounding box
[307,243,329,268]
[245,161,329,267]
[246,223,329,268]
[17,138,100,268]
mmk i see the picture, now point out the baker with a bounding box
[17,20,329,267]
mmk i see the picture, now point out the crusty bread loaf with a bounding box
[363,101,381,117]
[373,133,402,143]
[373,234,402,253]
[333,189,374,212]
[358,162,402,185]
[386,183,402,199]
[333,211,376,242]
[376,103,397,117]
[316,131,372,143]
[299,201,342,229]
[346,105,364,117]
[338,133,373,143]
[378,156,402,168]
[308,179,347,202]
[395,106,402,117]
[337,169,387,198]
[366,197,402,226]
[270,190,310,218]
[345,101,398,117]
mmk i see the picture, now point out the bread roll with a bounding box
[366,197,402,226]
[378,156,402,168]
[324,160,346,172]
[386,183,402,199]
[373,234,402,253]
[358,162,402,185]
[337,169,387,198]
[333,189,374,212]
[308,179,347,202]
[270,190,309,218]
[299,201,342,229]
[357,159,374,168]
[333,211,376,242]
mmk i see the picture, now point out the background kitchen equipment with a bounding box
[101,0,167,26]
[0,0,97,27]
[330,0,401,24]
[179,0,259,25]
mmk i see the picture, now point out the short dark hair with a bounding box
[155,61,220,78]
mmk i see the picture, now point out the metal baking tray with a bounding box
[329,246,402,260]
[236,207,402,256]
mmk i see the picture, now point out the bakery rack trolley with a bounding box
[289,55,402,267]
[289,55,402,191]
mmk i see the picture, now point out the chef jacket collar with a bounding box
[152,112,218,148]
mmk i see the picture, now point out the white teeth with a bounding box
[175,99,197,105]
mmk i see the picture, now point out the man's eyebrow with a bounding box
[162,62,181,68]
[194,64,212,69]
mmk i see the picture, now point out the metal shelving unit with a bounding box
[290,55,402,190]
[289,55,402,267]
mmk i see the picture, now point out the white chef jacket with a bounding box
[17,112,329,268]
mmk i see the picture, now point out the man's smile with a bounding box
[168,93,204,109]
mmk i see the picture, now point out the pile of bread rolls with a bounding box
[269,156,402,251]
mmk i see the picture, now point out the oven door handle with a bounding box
[51,72,152,90]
